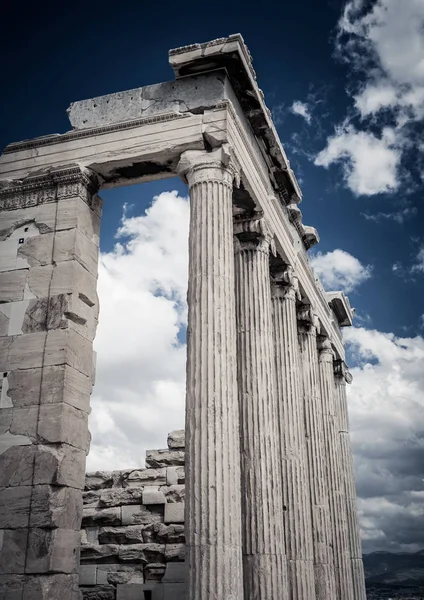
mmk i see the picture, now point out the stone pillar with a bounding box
[177,146,244,600]
[334,361,367,600]
[297,307,336,600]
[318,339,353,600]
[233,214,289,600]
[271,267,315,600]
[0,166,101,599]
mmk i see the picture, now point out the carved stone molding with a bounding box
[297,304,321,334]
[334,359,353,384]
[0,164,100,212]
[271,265,301,301]
[233,212,275,255]
[176,144,240,188]
[318,336,335,363]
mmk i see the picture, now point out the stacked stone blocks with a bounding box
[79,430,186,600]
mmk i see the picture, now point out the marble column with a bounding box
[334,362,367,600]
[233,214,289,600]
[318,339,353,599]
[271,267,316,600]
[177,146,244,600]
[0,166,100,599]
[297,308,336,600]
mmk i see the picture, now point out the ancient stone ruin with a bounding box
[0,34,366,600]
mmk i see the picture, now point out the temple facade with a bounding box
[0,34,366,600]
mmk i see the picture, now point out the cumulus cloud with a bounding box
[87,190,189,471]
[314,124,400,196]
[310,249,372,292]
[290,101,312,124]
[345,327,424,552]
[315,0,424,195]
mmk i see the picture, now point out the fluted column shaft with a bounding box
[234,215,289,600]
[177,147,244,600]
[318,341,353,599]
[271,269,315,600]
[334,368,367,600]
[298,310,336,600]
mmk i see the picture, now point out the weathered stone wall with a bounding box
[79,430,186,600]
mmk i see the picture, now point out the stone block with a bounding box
[0,485,32,528]
[85,471,114,491]
[38,403,89,451]
[163,582,186,600]
[0,332,46,372]
[164,544,185,562]
[80,585,116,600]
[1,405,39,439]
[124,468,167,488]
[0,203,56,242]
[41,365,92,412]
[4,368,42,408]
[82,507,121,528]
[162,562,186,583]
[44,328,94,378]
[0,270,27,303]
[83,490,101,507]
[151,523,185,544]
[0,444,36,487]
[0,528,28,573]
[144,563,166,582]
[164,503,185,525]
[79,564,97,586]
[98,526,144,545]
[167,430,185,450]
[50,260,98,307]
[26,528,80,574]
[29,484,83,530]
[118,544,165,564]
[145,449,185,469]
[165,467,184,486]
[23,573,81,600]
[99,488,144,507]
[56,196,101,246]
[34,443,86,489]
[0,573,25,599]
[121,505,163,527]
[53,229,99,277]
[17,232,54,269]
[80,544,119,564]
[142,489,166,505]
[81,527,99,545]
[98,564,144,585]
[160,485,185,503]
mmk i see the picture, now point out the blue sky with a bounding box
[2,0,424,554]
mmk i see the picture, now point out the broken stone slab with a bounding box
[17,232,54,269]
[145,449,184,469]
[121,505,163,527]
[29,484,83,530]
[164,503,185,525]
[24,574,81,600]
[0,200,57,242]
[95,564,144,585]
[80,585,116,600]
[118,544,165,564]
[26,528,81,574]
[159,485,185,503]
[82,507,122,528]
[0,405,38,440]
[0,485,32,528]
[38,402,89,452]
[33,443,86,489]
[103,568,144,586]
[165,466,184,486]
[99,488,144,507]
[123,468,167,488]
[0,528,28,573]
[166,430,185,450]
[0,331,46,372]
[81,527,99,545]
[164,544,185,562]
[0,270,28,303]
[144,563,166,582]
[151,523,185,544]
[83,490,102,507]
[80,543,120,564]
[67,73,228,130]
[85,471,114,491]
[98,526,144,545]
[0,444,36,487]
[142,488,166,505]
[3,368,41,408]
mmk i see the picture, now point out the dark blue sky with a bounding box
[2,0,423,338]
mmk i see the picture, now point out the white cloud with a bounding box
[87,190,189,471]
[344,327,424,552]
[314,124,400,196]
[310,249,372,292]
[361,205,417,224]
[290,101,312,124]
[411,247,424,274]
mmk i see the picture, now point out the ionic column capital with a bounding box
[318,336,335,363]
[176,144,240,188]
[297,304,320,335]
[271,265,301,301]
[233,212,275,255]
[334,359,353,384]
